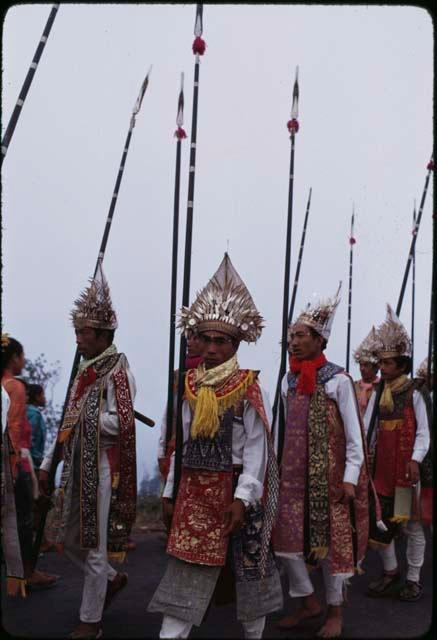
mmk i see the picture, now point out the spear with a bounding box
[1,4,59,165]
[173,4,206,500]
[345,207,356,372]
[288,187,312,324]
[271,66,300,465]
[427,192,435,384]
[396,156,433,316]
[165,74,187,450]
[411,205,417,374]
[31,68,152,569]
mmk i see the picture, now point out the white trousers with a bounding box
[277,553,351,607]
[160,614,266,639]
[64,449,117,623]
[377,520,426,583]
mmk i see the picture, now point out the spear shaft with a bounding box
[31,70,151,569]
[288,187,312,324]
[411,207,416,374]
[166,76,186,449]
[396,156,433,316]
[1,4,59,165]
[173,5,205,500]
[346,209,355,372]
[271,67,299,465]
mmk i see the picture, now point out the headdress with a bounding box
[178,252,264,343]
[415,357,430,379]
[375,304,412,359]
[353,327,379,365]
[71,261,118,331]
[289,282,342,342]
[1,333,10,349]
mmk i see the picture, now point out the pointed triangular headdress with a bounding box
[353,327,379,365]
[71,261,118,330]
[374,304,412,358]
[290,282,342,342]
[178,253,264,343]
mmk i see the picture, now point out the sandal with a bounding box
[399,580,423,602]
[367,571,402,597]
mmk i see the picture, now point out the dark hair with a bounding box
[27,383,44,404]
[308,327,327,351]
[393,355,412,375]
[1,337,24,376]
[93,328,115,345]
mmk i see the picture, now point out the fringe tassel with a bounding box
[108,551,126,564]
[112,473,120,490]
[309,546,329,560]
[58,428,73,443]
[7,578,27,598]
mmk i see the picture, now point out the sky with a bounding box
[2,4,433,483]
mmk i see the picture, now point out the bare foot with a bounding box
[277,594,323,630]
[317,606,342,638]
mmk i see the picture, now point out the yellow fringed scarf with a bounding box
[379,374,410,413]
[187,355,255,439]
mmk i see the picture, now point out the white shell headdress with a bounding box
[415,357,430,379]
[290,282,342,342]
[71,261,118,331]
[353,327,379,365]
[374,304,412,359]
[178,253,264,343]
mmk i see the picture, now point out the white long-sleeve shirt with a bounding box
[40,364,136,472]
[281,372,364,486]
[162,385,270,506]
[363,388,429,463]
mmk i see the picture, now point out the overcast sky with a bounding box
[2,4,433,482]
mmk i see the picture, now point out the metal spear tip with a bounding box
[291,65,299,119]
[194,4,203,36]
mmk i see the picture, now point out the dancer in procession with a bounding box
[148,253,282,639]
[365,305,431,602]
[352,328,380,417]
[273,286,369,639]
[38,264,137,639]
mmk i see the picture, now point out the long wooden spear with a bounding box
[345,207,356,372]
[396,156,433,315]
[31,68,152,569]
[288,187,312,324]
[1,4,59,165]
[165,74,187,450]
[271,66,300,465]
[411,205,417,374]
[173,4,206,500]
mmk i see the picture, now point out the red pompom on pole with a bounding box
[349,237,356,245]
[174,127,187,140]
[427,160,434,171]
[287,118,299,133]
[192,36,206,55]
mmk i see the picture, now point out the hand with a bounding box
[161,497,174,532]
[158,457,169,477]
[406,460,420,485]
[222,499,246,537]
[340,482,356,504]
[38,469,52,497]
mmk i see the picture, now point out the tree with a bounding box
[23,354,62,450]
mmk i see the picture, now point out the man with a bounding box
[352,327,380,417]
[148,253,282,639]
[157,331,203,481]
[27,384,47,471]
[273,286,369,639]
[39,263,137,639]
[364,305,431,602]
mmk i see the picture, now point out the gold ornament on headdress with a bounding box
[289,282,342,342]
[71,261,118,331]
[178,252,264,343]
[375,304,412,359]
[353,327,379,365]
[415,357,429,380]
[1,333,11,349]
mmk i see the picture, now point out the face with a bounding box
[379,357,405,381]
[359,361,379,383]
[288,323,323,361]
[199,331,238,369]
[10,350,25,376]
[186,332,203,358]
[36,390,46,407]
[75,327,107,359]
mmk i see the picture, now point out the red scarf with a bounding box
[289,353,327,395]
[185,355,203,370]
